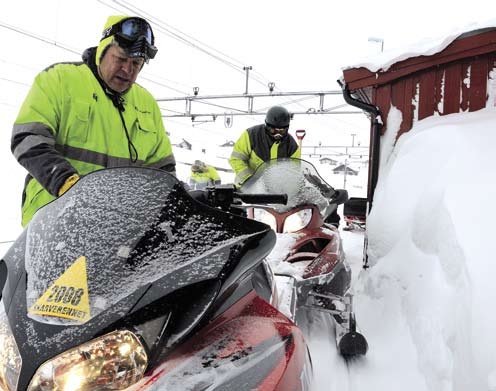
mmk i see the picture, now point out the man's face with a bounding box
[267,126,289,141]
[98,45,145,93]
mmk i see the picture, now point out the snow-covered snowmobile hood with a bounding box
[1,167,273,384]
[240,158,336,218]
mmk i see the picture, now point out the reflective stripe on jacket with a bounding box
[12,51,175,226]
[228,124,300,184]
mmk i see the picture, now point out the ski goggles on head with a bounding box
[102,17,154,44]
[101,17,158,60]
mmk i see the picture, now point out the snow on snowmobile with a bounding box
[0,167,312,391]
[239,158,368,357]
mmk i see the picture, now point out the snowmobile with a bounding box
[0,167,312,391]
[239,158,368,357]
[342,197,367,231]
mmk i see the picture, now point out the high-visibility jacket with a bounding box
[189,165,221,189]
[229,124,300,184]
[12,47,175,227]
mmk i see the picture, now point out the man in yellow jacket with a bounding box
[189,160,221,189]
[229,106,300,185]
[11,15,176,227]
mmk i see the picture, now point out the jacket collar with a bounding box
[82,47,126,110]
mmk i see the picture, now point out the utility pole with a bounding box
[351,133,356,147]
[243,66,252,95]
[343,157,348,189]
[368,37,384,53]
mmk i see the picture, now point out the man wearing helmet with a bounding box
[11,15,176,227]
[229,106,300,185]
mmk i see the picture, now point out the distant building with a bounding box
[176,139,192,150]
[333,164,358,176]
[220,140,235,147]
[319,157,338,165]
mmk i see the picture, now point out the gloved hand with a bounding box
[58,174,80,196]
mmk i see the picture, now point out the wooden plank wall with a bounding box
[373,53,496,139]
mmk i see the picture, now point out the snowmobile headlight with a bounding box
[0,304,22,391]
[27,330,147,391]
[283,209,312,233]
[253,208,277,232]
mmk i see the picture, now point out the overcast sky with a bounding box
[2,0,494,144]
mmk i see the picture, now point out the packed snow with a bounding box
[345,18,496,73]
[306,107,496,391]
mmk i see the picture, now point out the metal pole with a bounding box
[243,66,252,95]
[343,158,348,189]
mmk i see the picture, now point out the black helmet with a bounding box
[265,106,290,140]
[265,106,291,129]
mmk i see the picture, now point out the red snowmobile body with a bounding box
[241,158,368,357]
[0,167,311,391]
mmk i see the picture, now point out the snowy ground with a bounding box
[292,108,496,391]
[300,227,369,391]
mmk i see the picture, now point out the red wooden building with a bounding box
[340,26,496,204]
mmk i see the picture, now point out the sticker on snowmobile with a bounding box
[29,256,91,322]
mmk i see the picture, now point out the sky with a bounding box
[1,2,496,389]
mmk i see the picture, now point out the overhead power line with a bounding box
[0,19,191,95]
[97,0,349,131]
[99,0,275,90]
[156,90,362,120]
[0,21,81,55]
[0,77,30,87]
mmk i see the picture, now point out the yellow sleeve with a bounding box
[208,166,220,181]
[291,145,301,159]
[228,130,253,184]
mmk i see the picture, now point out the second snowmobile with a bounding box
[239,158,368,357]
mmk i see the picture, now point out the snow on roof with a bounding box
[343,18,496,73]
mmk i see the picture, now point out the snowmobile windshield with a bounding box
[23,167,268,325]
[240,158,336,217]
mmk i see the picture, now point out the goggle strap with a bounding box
[100,18,153,42]
[101,24,119,41]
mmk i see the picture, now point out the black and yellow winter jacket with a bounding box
[12,47,175,226]
[229,124,300,184]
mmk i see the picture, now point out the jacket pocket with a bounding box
[136,111,157,134]
[134,111,158,160]
[65,99,91,144]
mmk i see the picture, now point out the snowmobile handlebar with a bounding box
[236,193,288,205]
[189,184,287,213]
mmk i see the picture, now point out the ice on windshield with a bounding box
[23,168,266,326]
[240,159,333,214]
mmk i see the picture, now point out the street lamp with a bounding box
[368,37,384,53]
